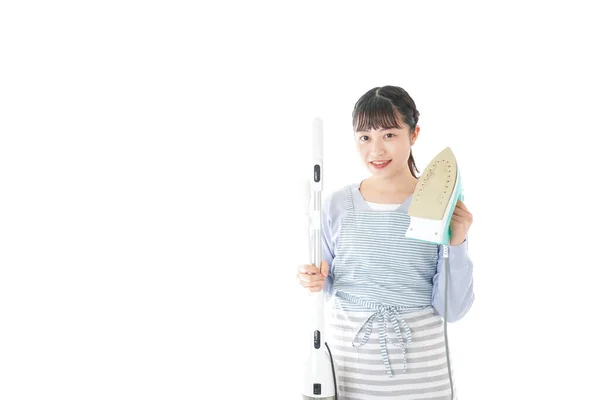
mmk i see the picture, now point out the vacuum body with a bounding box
[300,117,337,400]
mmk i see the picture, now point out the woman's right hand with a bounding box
[296,260,329,292]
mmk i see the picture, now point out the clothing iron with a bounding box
[300,118,338,400]
[406,147,464,245]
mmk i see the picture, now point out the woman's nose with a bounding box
[369,141,385,156]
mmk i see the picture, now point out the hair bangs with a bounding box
[353,94,403,133]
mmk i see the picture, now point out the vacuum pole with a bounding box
[311,117,324,337]
[302,117,337,400]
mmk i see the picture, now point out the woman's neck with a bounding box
[360,174,418,204]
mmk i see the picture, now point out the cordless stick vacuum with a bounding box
[301,117,338,400]
[405,147,464,400]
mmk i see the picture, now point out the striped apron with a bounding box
[328,184,456,400]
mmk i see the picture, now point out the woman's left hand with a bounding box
[449,200,473,246]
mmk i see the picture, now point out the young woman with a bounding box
[296,85,474,399]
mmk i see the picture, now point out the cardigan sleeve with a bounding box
[431,238,475,322]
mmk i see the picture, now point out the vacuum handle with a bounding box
[311,117,323,192]
[307,118,325,340]
[313,117,323,162]
[310,118,323,273]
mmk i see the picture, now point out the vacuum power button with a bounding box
[313,383,321,395]
[313,330,321,349]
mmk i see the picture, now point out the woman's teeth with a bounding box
[371,160,391,168]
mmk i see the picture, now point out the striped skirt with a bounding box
[327,304,456,400]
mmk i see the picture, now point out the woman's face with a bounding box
[354,123,419,177]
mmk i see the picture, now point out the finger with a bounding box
[450,216,466,226]
[299,264,321,274]
[298,270,325,281]
[452,204,468,215]
[298,273,325,284]
[455,201,471,215]
[451,214,468,222]
[453,207,472,219]
[309,285,324,292]
[301,279,325,288]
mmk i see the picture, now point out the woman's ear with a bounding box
[410,125,420,146]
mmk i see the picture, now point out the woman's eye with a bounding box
[360,135,369,141]
[385,133,394,138]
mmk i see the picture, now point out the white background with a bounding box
[1,1,599,399]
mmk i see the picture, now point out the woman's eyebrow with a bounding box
[357,126,401,133]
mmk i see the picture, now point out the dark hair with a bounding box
[352,86,420,178]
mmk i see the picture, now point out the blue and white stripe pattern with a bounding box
[328,306,455,399]
[337,291,426,376]
[328,184,456,399]
[332,186,439,310]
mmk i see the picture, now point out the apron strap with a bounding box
[337,291,426,377]
[345,184,355,212]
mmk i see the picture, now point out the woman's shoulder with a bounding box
[324,182,358,218]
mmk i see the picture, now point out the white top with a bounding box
[365,201,402,211]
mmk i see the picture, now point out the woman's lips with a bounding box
[370,160,391,169]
